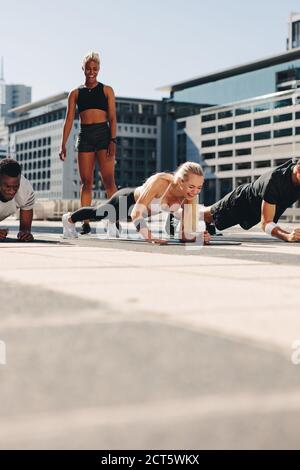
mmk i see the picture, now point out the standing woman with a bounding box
[59,52,117,234]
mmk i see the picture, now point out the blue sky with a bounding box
[1,0,300,102]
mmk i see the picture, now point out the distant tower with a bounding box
[0,56,3,80]
[287,12,300,50]
[0,57,5,119]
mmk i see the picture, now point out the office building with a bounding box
[160,31,300,210]
[8,94,164,200]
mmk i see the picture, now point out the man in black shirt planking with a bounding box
[203,158,300,242]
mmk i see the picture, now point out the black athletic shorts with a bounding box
[76,122,110,152]
[210,184,250,230]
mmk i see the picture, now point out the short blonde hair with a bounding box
[174,161,204,182]
[82,52,100,68]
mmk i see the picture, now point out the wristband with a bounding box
[265,222,277,236]
[133,218,147,232]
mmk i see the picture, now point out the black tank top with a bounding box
[77,82,108,113]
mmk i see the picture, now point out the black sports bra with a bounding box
[77,82,108,113]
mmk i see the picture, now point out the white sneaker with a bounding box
[104,220,120,238]
[62,213,78,239]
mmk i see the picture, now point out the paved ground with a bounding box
[1,217,300,449]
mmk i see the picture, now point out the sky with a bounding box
[1,0,300,102]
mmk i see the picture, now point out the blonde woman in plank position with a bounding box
[62,161,210,245]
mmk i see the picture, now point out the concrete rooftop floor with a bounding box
[0,218,300,449]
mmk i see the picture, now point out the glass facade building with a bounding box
[292,20,300,49]
[289,13,300,50]
[170,51,300,107]
[161,48,300,218]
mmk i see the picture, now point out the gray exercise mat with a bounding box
[101,237,242,246]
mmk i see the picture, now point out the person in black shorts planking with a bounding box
[203,158,300,242]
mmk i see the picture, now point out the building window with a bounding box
[202,113,216,122]
[142,104,155,115]
[201,126,216,135]
[218,137,233,146]
[236,148,251,156]
[219,164,232,171]
[236,120,251,129]
[275,99,293,108]
[273,113,293,123]
[296,112,300,120]
[236,134,251,143]
[254,160,271,168]
[202,139,216,148]
[235,107,251,116]
[254,131,271,140]
[218,150,232,158]
[236,162,251,170]
[177,121,186,130]
[274,128,293,138]
[296,127,300,135]
[202,152,215,159]
[253,102,271,112]
[254,117,271,126]
[218,123,233,132]
[218,110,233,119]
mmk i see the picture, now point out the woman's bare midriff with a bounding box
[80,109,108,124]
